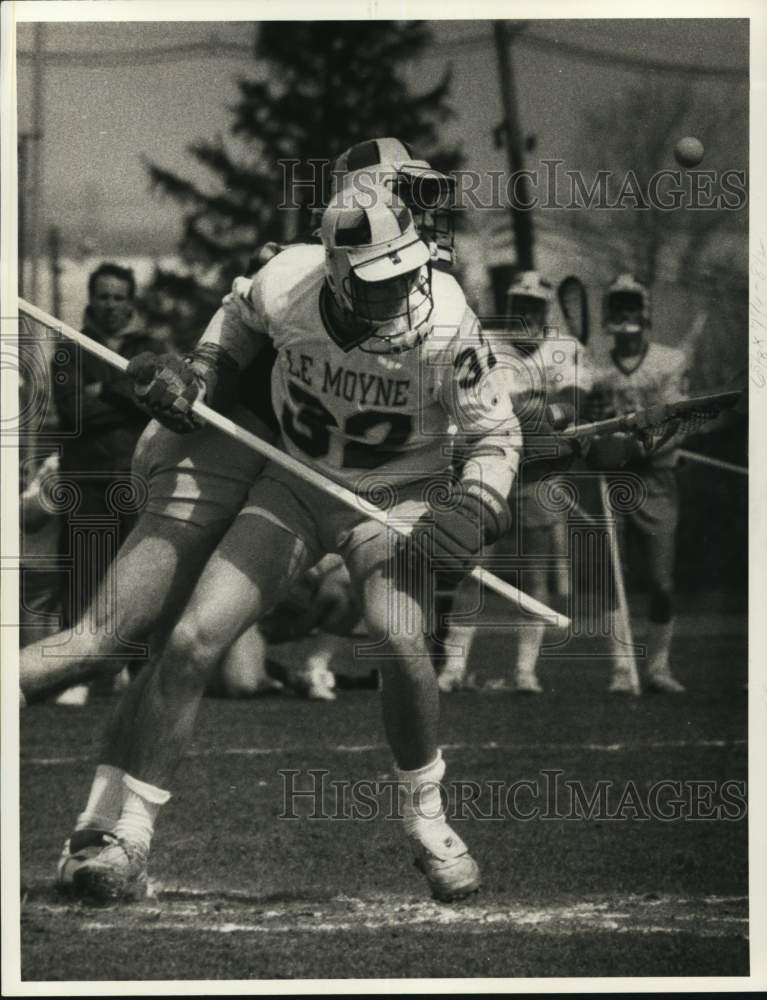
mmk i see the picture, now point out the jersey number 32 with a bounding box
[282,382,413,469]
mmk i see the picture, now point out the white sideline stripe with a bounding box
[26,893,748,939]
[23,737,746,766]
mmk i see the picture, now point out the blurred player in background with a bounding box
[59,188,520,906]
[439,271,592,693]
[586,273,688,694]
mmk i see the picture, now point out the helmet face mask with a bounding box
[345,265,430,323]
[392,170,456,263]
[508,294,548,340]
[606,291,644,335]
[322,190,434,354]
[603,274,650,337]
[505,272,553,349]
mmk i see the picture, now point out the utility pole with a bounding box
[29,23,46,303]
[493,20,535,271]
[18,135,30,296]
[48,225,63,318]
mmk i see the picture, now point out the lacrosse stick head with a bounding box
[636,391,742,452]
[557,275,590,345]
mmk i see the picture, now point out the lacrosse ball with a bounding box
[674,137,704,167]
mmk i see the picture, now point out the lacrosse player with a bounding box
[21,138,456,705]
[439,271,593,693]
[56,188,521,905]
[586,273,688,694]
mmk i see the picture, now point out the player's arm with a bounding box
[428,309,522,574]
[125,275,271,432]
[641,355,690,458]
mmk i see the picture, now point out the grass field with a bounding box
[18,601,748,983]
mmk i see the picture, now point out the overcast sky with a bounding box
[16,18,749,257]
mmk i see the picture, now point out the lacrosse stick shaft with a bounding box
[18,297,570,629]
[599,475,640,691]
[677,449,748,477]
[560,390,741,442]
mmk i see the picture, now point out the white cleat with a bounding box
[72,835,149,903]
[55,684,90,706]
[437,659,469,693]
[307,681,337,701]
[645,674,686,694]
[514,674,543,695]
[56,828,114,893]
[608,673,641,696]
[409,824,481,902]
[303,664,336,701]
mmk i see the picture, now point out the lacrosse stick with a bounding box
[598,474,640,694]
[18,297,570,630]
[679,309,710,357]
[559,390,742,450]
[677,449,748,477]
[552,274,590,598]
[557,275,590,345]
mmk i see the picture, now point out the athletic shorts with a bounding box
[131,407,274,527]
[240,459,442,574]
[516,479,569,531]
[617,466,679,536]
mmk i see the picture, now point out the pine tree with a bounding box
[144,21,460,344]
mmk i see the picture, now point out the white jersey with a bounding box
[223,245,520,491]
[489,333,594,414]
[593,342,689,466]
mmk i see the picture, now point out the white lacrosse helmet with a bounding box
[331,138,456,265]
[506,270,554,339]
[321,187,433,354]
[603,273,650,335]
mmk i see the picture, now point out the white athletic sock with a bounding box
[646,620,675,679]
[113,773,171,852]
[606,610,637,682]
[396,751,447,839]
[515,624,545,682]
[75,764,125,833]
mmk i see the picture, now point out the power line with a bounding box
[516,31,747,80]
[418,28,747,80]
[16,28,748,79]
[16,37,254,67]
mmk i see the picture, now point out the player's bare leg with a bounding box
[71,510,310,902]
[23,512,224,701]
[53,512,255,893]
[605,518,642,696]
[643,532,684,693]
[51,513,232,891]
[24,412,269,702]
[437,574,480,692]
[513,592,547,694]
[214,625,284,698]
[349,537,480,901]
[128,516,308,787]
